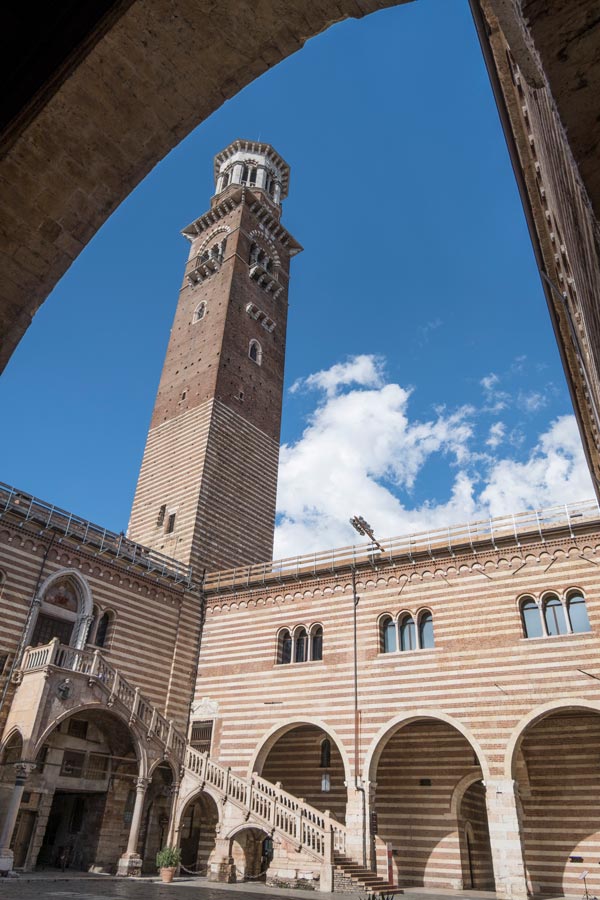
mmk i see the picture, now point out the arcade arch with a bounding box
[252,721,349,824]
[177,790,220,876]
[507,704,600,899]
[367,714,493,891]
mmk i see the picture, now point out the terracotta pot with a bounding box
[160,866,177,883]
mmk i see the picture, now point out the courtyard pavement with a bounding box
[0,873,501,900]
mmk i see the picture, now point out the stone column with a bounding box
[165,781,180,847]
[0,762,36,873]
[484,778,529,900]
[117,776,149,877]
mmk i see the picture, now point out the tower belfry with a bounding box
[128,139,302,574]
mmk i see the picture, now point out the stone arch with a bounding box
[365,710,490,783]
[26,568,94,650]
[249,717,352,784]
[174,788,220,876]
[148,755,177,780]
[504,698,600,779]
[0,727,24,756]
[32,702,146,775]
[449,771,484,818]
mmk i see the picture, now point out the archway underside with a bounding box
[1,2,600,498]
[374,719,493,892]
[516,709,600,899]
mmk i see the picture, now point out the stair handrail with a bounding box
[20,640,187,762]
[185,745,347,861]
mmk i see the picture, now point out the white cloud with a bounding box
[274,356,595,558]
[486,421,506,449]
[517,390,548,413]
[480,372,510,413]
[289,354,385,397]
[480,415,593,515]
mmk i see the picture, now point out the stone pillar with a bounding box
[320,826,334,892]
[484,778,528,900]
[117,776,149,877]
[344,783,368,867]
[208,836,236,883]
[165,782,180,847]
[0,762,35,873]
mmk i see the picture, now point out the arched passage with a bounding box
[254,722,349,824]
[25,708,139,873]
[509,706,600,899]
[139,761,174,874]
[370,715,493,891]
[228,825,272,881]
[177,790,219,876]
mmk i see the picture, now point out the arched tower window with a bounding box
[418,611,435,649]
[193,301,207,323]
[543,594,567,636]
[381,616,396,653]
[567,592,592,633]
[278,630,292,665]
[399,614,416,651]
[249,340,262,365]
[311,625,323,661]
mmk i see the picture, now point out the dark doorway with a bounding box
[37,791,106,870]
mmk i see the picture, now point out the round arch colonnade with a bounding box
[172,705,600,897]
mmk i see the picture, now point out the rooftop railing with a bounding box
[0,481,194,588]
[204,499,600,593]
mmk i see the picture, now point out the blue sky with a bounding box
[0,0,593,557]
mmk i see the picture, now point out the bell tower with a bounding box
[128,139,302,574]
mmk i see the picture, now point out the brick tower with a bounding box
[128,139,302,574]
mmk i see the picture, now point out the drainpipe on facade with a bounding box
[352,568,367,867]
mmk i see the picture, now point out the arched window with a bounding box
[381,616,396,653]
[320,738,331,768]
[222,171,229,188]
[31,577,80,647]
[249,167,257,186]
[418,611,435,649]
[311,625,323,661]
[279,630,292,665]
[567,592,592,633]
[193,301,206,323]
[95,612,112,649]
[249,340,262,365]
[521,597,543,638]
[399,615,416,651]
[543,594,567,636]
[295,628,308,663]
[242,164,249,184]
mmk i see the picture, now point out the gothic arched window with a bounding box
[279,630,292,665]
[543,594,567,636]
[95,611,113,649]
[295,628,308,663]
[381,616,396,653]
[320,738,331,769]
[567,592,592,633]
[311,625,323,661]
[399,615,416,651]
[521,597,542,638]
[249,340,262,365]
[31,577,80,647]
[418,611,435,649]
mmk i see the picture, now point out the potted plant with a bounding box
[156,846,181,883]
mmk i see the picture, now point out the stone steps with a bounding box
[334,855,403,894]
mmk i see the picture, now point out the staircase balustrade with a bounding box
[19,640,347,865]
[19,640,186,763]
[185,745,347,861]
